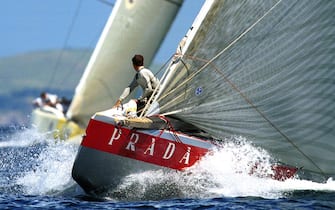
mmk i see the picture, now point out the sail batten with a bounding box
[153,0,335,178]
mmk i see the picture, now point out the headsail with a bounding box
[67,0,183,127]
[151,0,335,179]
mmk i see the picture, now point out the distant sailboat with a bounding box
[70,0,335,195]
[31,0,183,142]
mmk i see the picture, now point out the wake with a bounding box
[105,136,335,200]
[0,127,80,195]
[1,128,334,200]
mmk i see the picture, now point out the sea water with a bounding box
[0,126,335,209]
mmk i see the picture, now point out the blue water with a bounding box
[1,126,335,209]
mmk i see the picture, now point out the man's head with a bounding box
[40,92,47,99]
[132,54,144,67]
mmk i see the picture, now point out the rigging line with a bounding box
[147,35,189,107]
[183,47,326,173]
[201,0,283,71]
[208,61,325,177]
[180,58,191,101]
[139,53,175,117]
[154,57,192,112]
[181,25,326,175]
[58,50,91,88]
[95,0,114,7]
[156,0,283,102]
[154,53,175,78]
[157,0,285,104]
[157,1,325,175]
[60,0,115,88]
[153,56,209,103]
[46,0,83,89]
[187,1,325,175]
[172,50,327,175]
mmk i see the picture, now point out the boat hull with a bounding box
[72,112,214,194]
[31,107,84,143]
[72,145,163,194]
[72,111,299,194]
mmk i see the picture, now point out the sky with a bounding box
[0,0,204,63]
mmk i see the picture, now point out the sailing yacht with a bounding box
[31,0,183,142]
[71,0,335,195]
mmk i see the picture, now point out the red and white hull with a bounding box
[72,111,215,194]
[72,110,298,194]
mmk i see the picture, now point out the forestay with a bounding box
[150,0,335,179]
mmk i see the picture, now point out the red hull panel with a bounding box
[81,119,211,170]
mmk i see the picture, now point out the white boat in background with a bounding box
[31,0,183,142]
[70,0,335,195]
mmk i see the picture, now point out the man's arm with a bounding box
[113,76,138,108]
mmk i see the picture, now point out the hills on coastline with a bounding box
[0,49,164,126]
[0,49,92,126]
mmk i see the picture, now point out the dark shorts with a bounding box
[137,100,146,112]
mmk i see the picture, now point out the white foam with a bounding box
[0,127,48,148]
[15,138,79,195]
[112,136,335,200]
[5,130,335,199]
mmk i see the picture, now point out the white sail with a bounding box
[67,0,183,127]
[152,0,335,179]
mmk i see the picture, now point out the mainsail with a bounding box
[67,0,183,127]
[151,0,335,179]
